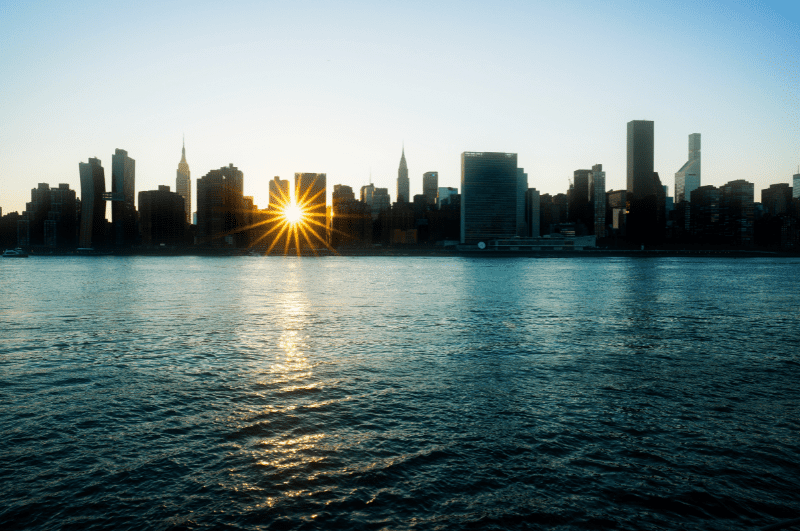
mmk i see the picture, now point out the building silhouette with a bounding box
[111,148,136,246]
[606,189,627,235]
[525,188,540,237]
[423,172,438,205]
[720,179,754,246]
[589,164,606,238]
[626,120,663,244]
[196,164,244,247]
[690,185,721,242]
[675,133,701,203]
[79,158,107,249]
[139,185,186,246]
[373,187,391,219]
[360,183,374,207]
[570,169,591,233]
[517,168,528,236]
[331,184,370,247]
[19,183,53,247]
[627,120,655,198]
[762,183,793,216]
[176,140,191,225]
[460,152,518,244]
[18,183,80,248]
[397,148,409,203]
[438,187,458,208]
[269,176,291,208]
[295,173,327,246]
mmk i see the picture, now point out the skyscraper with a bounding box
[570,169,591,231]
[176,139,191,224]
[138,185,186,246]
[675,133,701,203]
[269,176,290,208]
[360,183,375,206]
[460,152,518,244]
[332,184,370,247]
[111,148,136,246]
[79,158,106,249]
[626,120,662,244]
[423,172,438,205]
[196,164,244,247]
[373,187,391,218]
[793,169,800,199]
[44,184,78,248]
[517,168,528,236]
[397,147,409,203]
[589,164,606,238]
[761,183,793,216]
[720,179,754,246]
[525,188,540,237]
[627,120,655,198]
[295,173,327,245]
[437,187,458,208]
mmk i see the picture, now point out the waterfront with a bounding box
[1,256,799,530]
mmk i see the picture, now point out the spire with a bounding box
[177,137,190,177]
[399,144,407,171]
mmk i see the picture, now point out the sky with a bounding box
[1,0,798,214]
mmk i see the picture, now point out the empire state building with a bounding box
[176,139,191,224]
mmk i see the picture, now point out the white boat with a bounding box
[2,248,29,258]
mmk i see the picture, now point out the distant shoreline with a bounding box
[15,247,799,258]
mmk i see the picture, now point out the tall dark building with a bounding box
[196,164,244,247]
[79,158,106,249]
[331,192,371,248]
[525,188,540,237]
[373,187,391,217]
[690,185,721,242]
[422,172,438,205]
[761,183,793,216]
[607,189,627,234]
[111,148,136,246]
[627,120,655,198]
[397,148,409,203]
[460,152,518,244]
[332,184,355,206]
[626,120,663,244]
[269,176,291,209]
[44,184,78,248]
[570,169,591,232]
[517,168,528,236]
[295,173,327,246]
[138,185,186,246]
[20,183,53,246]
[589,164,606,237]
[720,179,754,246]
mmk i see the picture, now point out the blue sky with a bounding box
[1,0,797,214]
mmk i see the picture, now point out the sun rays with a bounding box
[243,174,336,256]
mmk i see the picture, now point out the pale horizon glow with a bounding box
[1,0,798,214]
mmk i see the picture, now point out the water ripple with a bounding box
[1,256,799,530]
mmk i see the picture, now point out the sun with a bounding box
[283,203,304,224]
[242,175,339,256]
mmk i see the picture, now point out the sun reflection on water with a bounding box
[236,274,336,506]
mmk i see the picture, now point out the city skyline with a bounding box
[1,0,798,214]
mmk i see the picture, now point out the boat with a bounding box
[2,248,29,258]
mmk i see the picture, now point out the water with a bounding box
[1,256,799,530]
